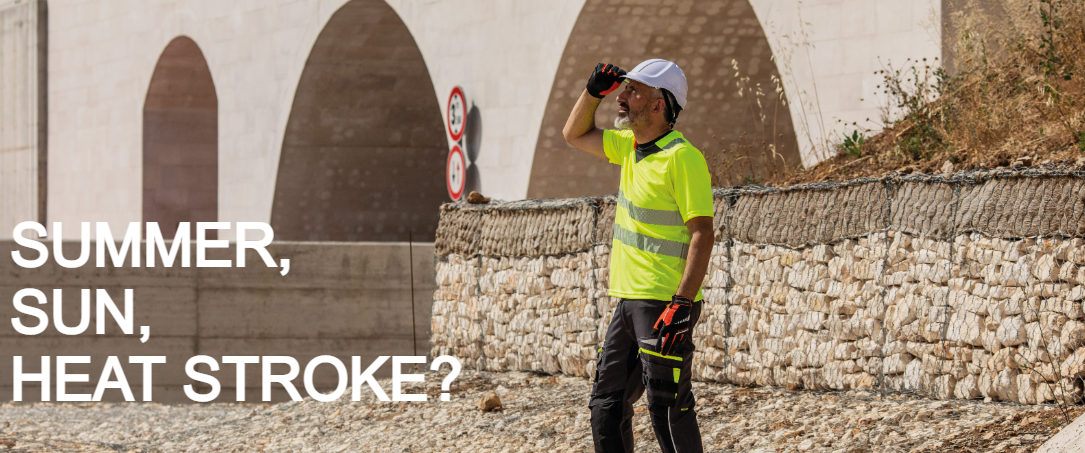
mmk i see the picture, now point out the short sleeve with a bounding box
[670,147,714,223]
[603,129,635,165]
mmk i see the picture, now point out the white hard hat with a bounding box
[622,58,688,109]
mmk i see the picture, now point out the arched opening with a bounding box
[142,36,218,239]
[271,0,446,242]
[528,0,801,198]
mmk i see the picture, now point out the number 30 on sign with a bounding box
[446,87,466,142]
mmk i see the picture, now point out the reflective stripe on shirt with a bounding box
[613,224,690,260]
[617,190,685,226]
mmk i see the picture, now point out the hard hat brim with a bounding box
[620,74,687,109]
[620,74,659,89]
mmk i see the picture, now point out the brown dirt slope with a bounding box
[772,0,1085,186]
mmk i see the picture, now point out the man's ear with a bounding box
[653,98,667,115]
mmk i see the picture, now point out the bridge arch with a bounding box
[142,36,218,239]
[271,0,446,241]
[528,0,800,197]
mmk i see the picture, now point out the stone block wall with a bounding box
[431,171,1085,404]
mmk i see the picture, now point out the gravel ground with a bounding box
[0,370,1080,453]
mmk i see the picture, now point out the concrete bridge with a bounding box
[2,0,942,241]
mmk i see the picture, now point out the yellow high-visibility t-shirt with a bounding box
[603,129,714,301]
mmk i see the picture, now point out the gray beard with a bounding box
[615,104,650,130]
[614,114,634,130]
[614,112,648,130]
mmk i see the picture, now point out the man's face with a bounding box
[614,80,658,130]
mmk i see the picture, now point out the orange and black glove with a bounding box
[586,63,626,98]
[652,295,693,356]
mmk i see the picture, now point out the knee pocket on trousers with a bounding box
[589,390,624,409]
[640,355,681,407]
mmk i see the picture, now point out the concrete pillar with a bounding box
[0,0,46,239]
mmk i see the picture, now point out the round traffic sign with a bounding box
[446,144,466,200]
[447,86,466,141]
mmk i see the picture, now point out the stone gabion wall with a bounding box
[431,171,1085,404]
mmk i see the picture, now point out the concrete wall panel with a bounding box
[0,0,46,239]
[0,336,197,400]
[1,240,434,402]
[0,285,198,338]
[197,288,421,338]
[197,336,424,383]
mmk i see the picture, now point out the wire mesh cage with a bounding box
[432,169,1085,407]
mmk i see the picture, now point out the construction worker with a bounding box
[563,59,713,453]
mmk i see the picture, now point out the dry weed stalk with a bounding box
[787,0,1085,184]
[938,0,1085,161]
[711,60,793,187]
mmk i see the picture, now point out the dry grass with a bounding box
[710,60,795,187]
[722,0,1085,186]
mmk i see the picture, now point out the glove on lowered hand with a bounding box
[586,63,626,98]
[652,295,693,356]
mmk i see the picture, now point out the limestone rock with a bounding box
[1012,155,1033,167]
[1062,320,1085,351]
[953,374,980,399]
[478,391,503,411]
[997,316,1026,347]
[995,369,1020,402]
[466,191,491,204]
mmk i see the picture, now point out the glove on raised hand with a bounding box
[652,295,693,356]
[586,63,626,98]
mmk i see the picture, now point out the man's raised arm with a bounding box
[562,63,625,160]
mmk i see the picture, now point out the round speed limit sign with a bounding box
[447,86,466,141]
[446,144,466,200]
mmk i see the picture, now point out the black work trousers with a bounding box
[589,298,704,453]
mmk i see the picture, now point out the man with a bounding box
[562,59,713,453]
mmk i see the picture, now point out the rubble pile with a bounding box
[0,370,1072,453]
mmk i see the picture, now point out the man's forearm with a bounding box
[676,229,713,299]
[562,90,608,159]
[563,90,601,140]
